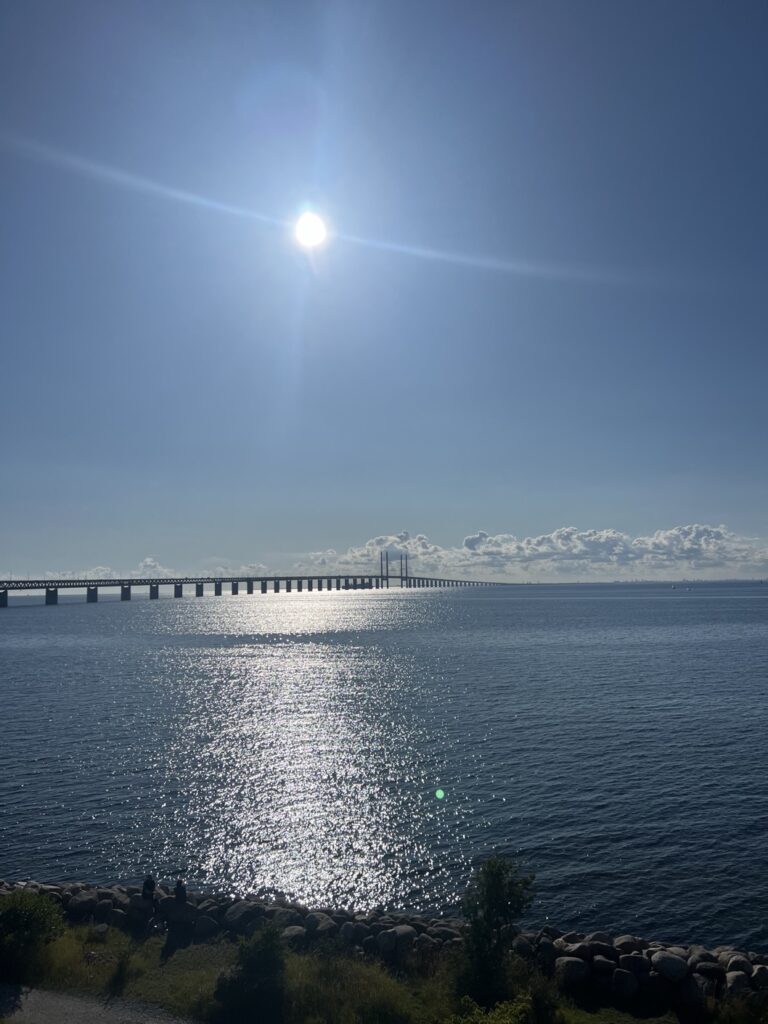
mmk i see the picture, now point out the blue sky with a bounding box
[1,1,766,580]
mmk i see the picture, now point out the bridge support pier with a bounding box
[149,584,159,599]
[318,578,323,591]
[336,577,341,590]
[231,582,239,595]
[308,578,313,591]
[174,584,183,598]
[327,578,332,590]
[0,589,7,608]
[214,582,222,596]
[247,580,254,594]
[87,586,98,603]
[196,583,204,597]
[261,580,267,594]
[121,585,131,601]
[46,587,58,605]
[375,577,380,589]
[274,579,280,593]
[297,579,302,592]
[344,577,349,590]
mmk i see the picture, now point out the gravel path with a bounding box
[0,986,191,1024]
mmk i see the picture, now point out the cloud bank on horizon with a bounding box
[300,524,768,581]
[36,524,767,583]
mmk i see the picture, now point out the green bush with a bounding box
[212,925,286,1023]
[462,857,535,1007]
[0,891,64,982]
[445,993,538,1024]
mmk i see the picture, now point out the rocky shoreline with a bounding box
[3,879,767,1012]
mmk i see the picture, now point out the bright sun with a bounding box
[294,211,327,249]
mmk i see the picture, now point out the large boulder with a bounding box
[612,968,639,999]
[281,926,307,949]
[338,921,357,946]
[272,907,304,929]
[651,950,689,982]
[66,890,99,921]
[726,971,752,996]
[589,941,618,962]
[377,929,397,955]
[614,934,642,954]
[428,926,462,942]
[511,935,534,959]
[555,957,591,990]
[620,953,650,976]
[563,942,592,962]
[223,900,264,934]
[727,955,753,976]
[585,931,613,946]
[392,924,417,954]
[752,965,768,990]
[304,911,336,934]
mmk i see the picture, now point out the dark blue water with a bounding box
[1,582,766,948]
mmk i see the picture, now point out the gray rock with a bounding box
[414,933,439,956]
[281,925,307,949]
[589,941,618,962]
[619,953,651,975]
[555,956,591,989]
[197,899,221,920]
[561,931,584,943]
[694,961,726,981]
[392,924,417,953]
[94,899,114,922]
[585,931,613,945]
[339,921,357,946]
[353,922,372,944]
[272,907,303,929]
[752,965,768,990]
[304,911,336,933]
[194,915,221,941]
[224,900,263,933]
[727,955,753,976]
[675,975,705,1006]
[377,929,397,955]
[90,923,109,941]
[651,950,689,982]
[362,934,378,957]
[726,971,751,995]
[614,934,642,954]
[592,955,616,976]
[641,970,674,1005]
[66,890,98,920]
[564,942,592,962]
[667,945,689,959]
[427,926,462,942]
[612,968,639,999]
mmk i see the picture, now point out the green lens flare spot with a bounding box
[435,789,445,800]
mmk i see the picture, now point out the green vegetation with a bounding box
[463,856,535,1006]
[0,888,64,982]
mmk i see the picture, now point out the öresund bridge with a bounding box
[0,553,504,607]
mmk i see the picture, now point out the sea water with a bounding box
[1,582,766,948]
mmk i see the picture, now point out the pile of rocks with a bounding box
[516,927,768,1011]
[3,879,766,1012]
[0,879,463,965]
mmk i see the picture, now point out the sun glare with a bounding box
[295,211,328,249]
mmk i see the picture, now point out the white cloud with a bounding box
[300,525,768,581]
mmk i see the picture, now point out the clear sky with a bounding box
[1,1,767,580]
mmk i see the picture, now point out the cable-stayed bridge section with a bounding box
[0,554,503,607]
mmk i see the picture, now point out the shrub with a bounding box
[462,857,535,1007]
[212,925,285,1023]
[0,891,64,982]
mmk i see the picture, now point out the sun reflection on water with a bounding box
[144,594,471,910]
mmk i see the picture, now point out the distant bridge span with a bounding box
[0,565,504,607]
